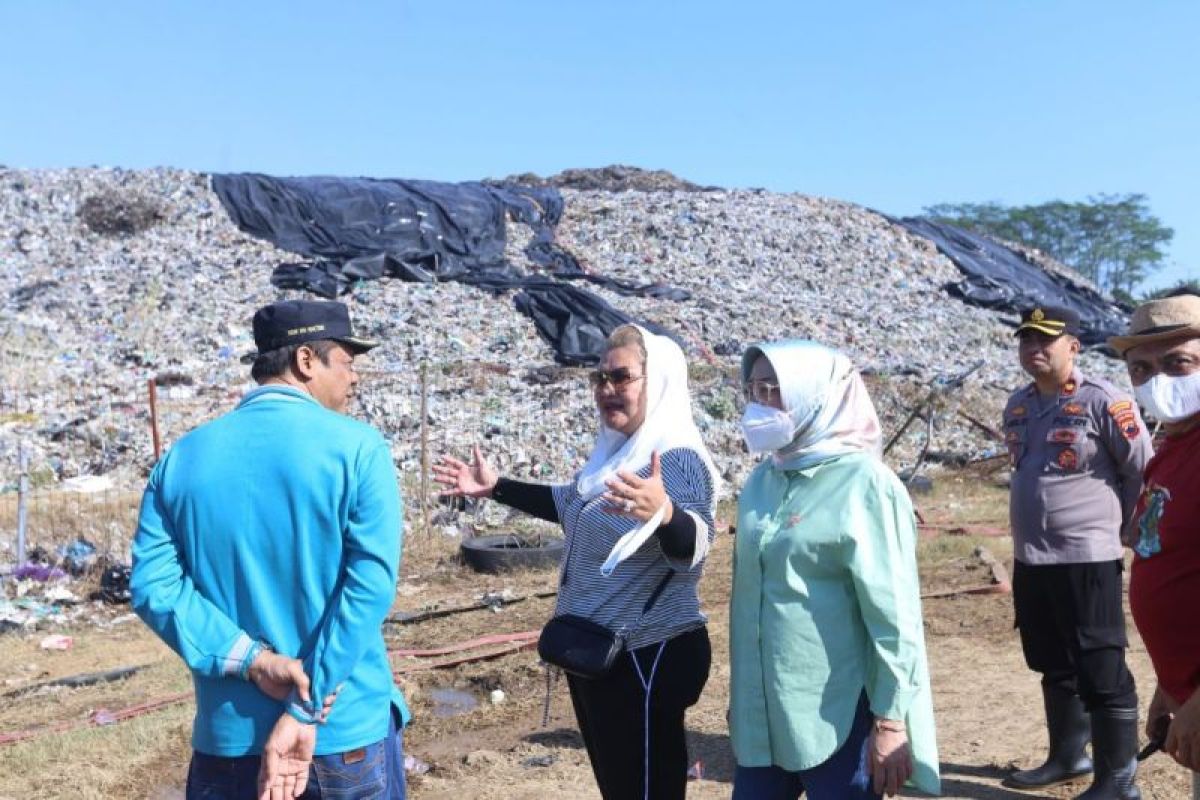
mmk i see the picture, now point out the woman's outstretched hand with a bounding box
[602,450,673,524]
[433,444,499,498]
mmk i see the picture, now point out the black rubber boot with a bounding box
[1006,685,1093,790]
[1074,706,1141,799]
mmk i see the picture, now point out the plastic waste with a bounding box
[99,565,132,604]
[58,539,97,576]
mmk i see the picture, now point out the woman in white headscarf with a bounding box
[729,340,940,800]
[434,324,721,800]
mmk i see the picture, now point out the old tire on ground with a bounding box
[459,534,565,574]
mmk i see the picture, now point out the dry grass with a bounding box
[0,628,187,800]
[0,490,141,565]
[0,701,192,800]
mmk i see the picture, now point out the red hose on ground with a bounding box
[0,691,193,747]
[394,639,539,674]
[389,630,539,657]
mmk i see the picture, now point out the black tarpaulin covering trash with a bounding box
[515,281,678,366]
[892,217,1129,347]
[212,174,687,364]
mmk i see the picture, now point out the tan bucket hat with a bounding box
[1107,294,1200,355]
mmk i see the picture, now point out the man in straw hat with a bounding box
[1110,291,1200,798]
[1003,305,1151,799]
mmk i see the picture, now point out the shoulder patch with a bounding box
[1107,401,1140,439]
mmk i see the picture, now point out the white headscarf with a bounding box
[742,339,882,471]
[577,325,722,500]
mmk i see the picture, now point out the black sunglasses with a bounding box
[588,367,645,389]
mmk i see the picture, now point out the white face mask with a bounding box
[1133,371,1200,423]
[740,402,796,453]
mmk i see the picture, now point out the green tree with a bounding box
[1143,280,1200,301]
[924,194,1173,296]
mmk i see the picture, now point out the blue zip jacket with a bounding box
[131,385,408,756]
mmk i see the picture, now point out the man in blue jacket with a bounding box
[131,300,408,799]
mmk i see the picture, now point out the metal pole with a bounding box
[16,443,28,565]
[148,378,162,461]
[419,363,430,536]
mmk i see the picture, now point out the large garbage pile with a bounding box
[0,166,1134,518]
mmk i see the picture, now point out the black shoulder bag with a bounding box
[538,569,674,680]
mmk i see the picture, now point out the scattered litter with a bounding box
[61,475,115,494]
[90,709,118,726]
[404,754,431,776]
[430,687,478,718]
[99,565,133,604]
[43,585,79,604]
[480,588,516,612]
[974,545,1012,590]
[58,539,97,576]
[0,597,66,630]
[462,749,499,767]
[489,689,506,705]
[39,634,73,650]
[12,564,66,583]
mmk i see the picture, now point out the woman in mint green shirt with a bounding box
[730,340,940,799]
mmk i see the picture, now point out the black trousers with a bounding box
[566,626,711,800]
[1013,559,1137,712]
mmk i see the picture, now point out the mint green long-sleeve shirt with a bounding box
[729,452,940,794]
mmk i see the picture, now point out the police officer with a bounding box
[1003,306,1152,799]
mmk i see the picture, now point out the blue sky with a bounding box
[3,1,1197,291]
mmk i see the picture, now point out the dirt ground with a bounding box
[0,472,1194,799]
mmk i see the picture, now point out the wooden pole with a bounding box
[15,443,28,565]
[419,363,430,536]
[148,378,162,461]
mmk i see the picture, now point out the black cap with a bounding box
[252,301,379,354]
[1015,305,1082,338]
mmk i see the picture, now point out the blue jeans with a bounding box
[732,693,879,800]
[187,709,406,800]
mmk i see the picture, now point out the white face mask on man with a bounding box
[1133,370,1200,423]
[739,402,796,453]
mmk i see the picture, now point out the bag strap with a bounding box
[622,568,675,637]
[641,569,675,615]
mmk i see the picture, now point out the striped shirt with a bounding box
[551,447,716,650]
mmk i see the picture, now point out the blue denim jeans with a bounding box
[187,709,406,800]
[732,693,879,800]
